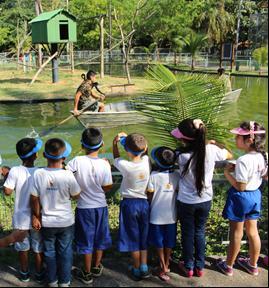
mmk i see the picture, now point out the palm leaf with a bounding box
[134,64,230,148]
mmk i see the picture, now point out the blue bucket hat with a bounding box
[20,139,43,159]
[120,136,145,156]
[44,141,72,160]
[151,146,176,169]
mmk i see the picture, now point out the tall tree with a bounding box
[113,0,149,83]
[0,0,34,64]
[181,31,208,70]
[195,0,235,67]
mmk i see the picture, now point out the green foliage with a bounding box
[134,64,229,148]
[0,0,34,52]
[2,182,267,256]
[252,46,268,67]
[194,0,235,45]
[0,27,10,47]
[69,0,107,50]
[0,0,266,55]
[180,31,208,69]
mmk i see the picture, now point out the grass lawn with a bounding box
[0,67,155,102]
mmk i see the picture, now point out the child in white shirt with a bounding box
[3,138,44,283]
[67,128,113,285]
[31,138,81,287]
[217,121,268,277]
[147,146,179,282]
[113,132,150,281]
[171,118,232,278]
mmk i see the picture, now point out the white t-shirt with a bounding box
[235,152,268,191]
[30,168,81,228]
[148,170,179,225]
[67,156,113,209]
[114,155,150,199]
[4,166,37,230]
[178,144,228,204]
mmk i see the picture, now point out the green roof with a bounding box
[29,9,76,24]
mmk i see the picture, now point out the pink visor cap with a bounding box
[230,127,266,136]
[171,128,195,141]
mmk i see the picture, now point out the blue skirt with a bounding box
[222,187,262,222]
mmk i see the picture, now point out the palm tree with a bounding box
[197,0,234,68]
[180,32,208,70]
[134,64,229,148]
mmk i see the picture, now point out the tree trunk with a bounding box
[16,20,20,70]
[99,16,105,79]
[70,42,74,73]
[124,44,132,84]
[191,54,195,70]
[219,41,223,68]
[174,51,177,66]
[35,0,43,68]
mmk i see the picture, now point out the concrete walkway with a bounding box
[0,255,268,287]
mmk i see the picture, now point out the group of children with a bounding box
[0,118,267,287]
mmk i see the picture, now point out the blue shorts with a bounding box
[148,223,177,249]
[15,229,43,253]
[75,207,112,254]
[118,198,149,252]
[223,187,262,222]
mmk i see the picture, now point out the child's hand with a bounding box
[118,132,128,138]
[0,166,10,178]
[224,163,235,173]
[9,230,28,243]
[113,132,127,144]
[32,216,42,231]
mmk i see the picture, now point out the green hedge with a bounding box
[1,182,268,256]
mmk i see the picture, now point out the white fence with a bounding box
[0,50,266,73]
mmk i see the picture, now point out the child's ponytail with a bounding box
[81,73,86,81]
[180,119,206,197]
[194,124,206,196]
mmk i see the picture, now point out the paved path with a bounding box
[0,253,268,287]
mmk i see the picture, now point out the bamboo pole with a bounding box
[29,51,58,85]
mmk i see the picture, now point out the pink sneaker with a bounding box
[178,261,194,278]
[194,268,204,277]
[216,259,233,276]
[237,257,259,276]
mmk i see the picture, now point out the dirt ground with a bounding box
[0,251,268,287]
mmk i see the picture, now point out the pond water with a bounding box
[0,76,267,167]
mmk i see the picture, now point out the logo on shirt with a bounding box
[47,180,57,191]
[166,183,172,190]
[138,173,145,180]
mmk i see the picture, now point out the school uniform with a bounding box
[114,155,150,252]
[67,156,113,254]
[147,170,179,249]
[223,152,268,222]
[4,166,43,253]
[177,144,229,270]
[30,168,81,285]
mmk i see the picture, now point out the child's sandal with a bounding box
[158,271,170,282]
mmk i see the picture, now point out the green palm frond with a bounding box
[134,65,229,148]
